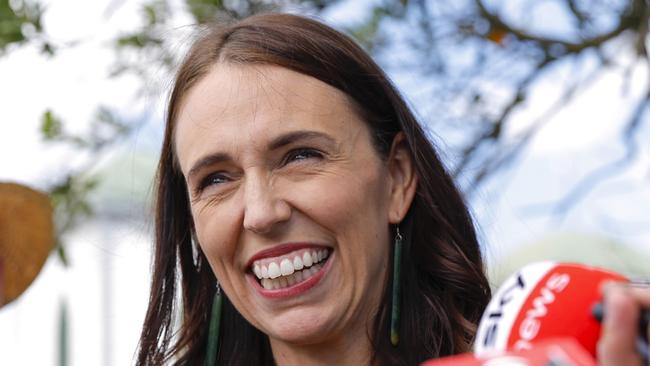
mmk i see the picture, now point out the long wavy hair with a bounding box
[136,12,491,366]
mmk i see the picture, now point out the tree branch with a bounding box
[474,0,644,55]
[452,56,552,177]
[464,57,605,193]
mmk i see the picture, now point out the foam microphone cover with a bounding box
[473,262,627,358]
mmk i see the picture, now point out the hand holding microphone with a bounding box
[597,281,650,366]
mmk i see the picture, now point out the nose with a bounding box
[242,172,291,235]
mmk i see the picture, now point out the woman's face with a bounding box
[174,63,412,346]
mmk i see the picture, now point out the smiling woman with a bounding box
[177,63,405,350]
[136,13,491,366]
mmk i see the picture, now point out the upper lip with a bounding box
[245,242,331,269]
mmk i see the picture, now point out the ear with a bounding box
[387,132,418,224]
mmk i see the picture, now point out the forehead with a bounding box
[173,63,367,173]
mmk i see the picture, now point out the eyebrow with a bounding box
[267,130,336,150]
[186,130,337,180]
[187,152,231,181]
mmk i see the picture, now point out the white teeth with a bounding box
[306,265,318,277]
[280,259,294,276]
[268,262,281,279]
[302,252,313,267]
[293,256,304,270]
[261,278,272,289]
[257,258,325,290]
[253,249,331,284]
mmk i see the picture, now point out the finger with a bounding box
[623,284,650,366]
[625,284,650,364]
[597,284,643,366]
[638,288,650,366]
[626,284,650,306]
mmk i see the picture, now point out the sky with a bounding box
[1,1,649,365]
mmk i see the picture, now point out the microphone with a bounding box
[473,262,627,357]
[423,261,649,366]
[422,337,596,366]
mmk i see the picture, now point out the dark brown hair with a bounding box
[137,12,491,366]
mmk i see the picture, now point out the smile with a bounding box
[250,247,331,290]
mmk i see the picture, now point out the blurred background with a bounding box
[1,0,649,364]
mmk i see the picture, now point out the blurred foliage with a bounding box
[0,0,53,55]
[48,175,99,266]
[2,0,650,264]
[39,106,130,265]
[41,107,130,150]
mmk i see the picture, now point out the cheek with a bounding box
[311,167,392,296]
[288,165,391,238]
[191,204,239,269]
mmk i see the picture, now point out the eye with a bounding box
[196,172,230,193]
[284,148,323,164]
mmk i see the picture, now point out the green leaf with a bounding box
[41,109,63,140]
[115,31,163,49]
[186,0,225,23]
[144,4,158,26]
[56,241,70,267]
[116,34,146,48]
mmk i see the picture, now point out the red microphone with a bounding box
[474,262,626,357]
[422,337,596,366]
[423,261,649,366]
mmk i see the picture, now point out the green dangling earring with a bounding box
[390,226,403,347]
[205,283,223,366]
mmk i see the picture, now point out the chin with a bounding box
[263,306,338,345]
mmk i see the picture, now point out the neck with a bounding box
[269,326,376,366]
